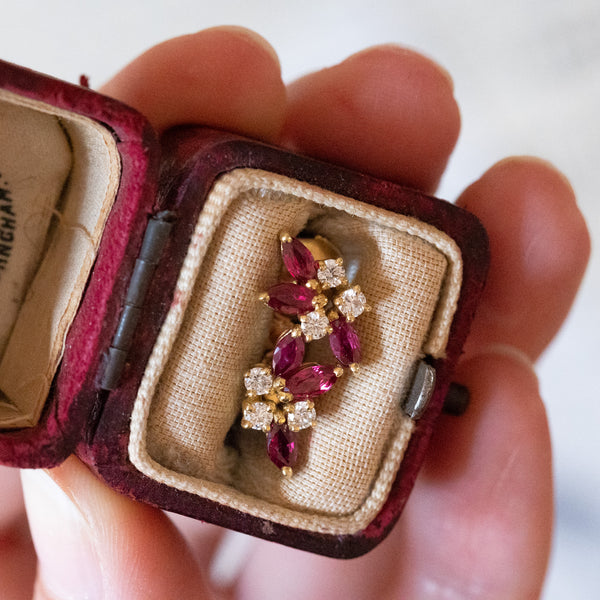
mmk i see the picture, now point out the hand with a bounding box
[5,27,589,599]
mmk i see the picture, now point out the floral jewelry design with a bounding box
[241,233,370,476]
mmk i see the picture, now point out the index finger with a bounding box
[281,45,461,192]
[100,26,287,140]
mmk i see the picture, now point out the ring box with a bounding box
[0,59,489,558]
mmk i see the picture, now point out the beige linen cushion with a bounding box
[129,168,462,535]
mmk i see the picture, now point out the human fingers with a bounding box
[22,456,215,600]
[0,467,36,600]
[0,467,25,526]
[395,350,552,599]
[231,352,550,600]
[385,157,589,595]
[97,26,290,569]
[457,157,590,360]
[100,26,286,140]
[0,511,36,600]
[232,53,582,598]
[280,45,460,193]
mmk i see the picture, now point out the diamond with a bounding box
[287,400,316,431]
[300,310,330,341]
[243,401,274,431]
[317,259,346,289]
[335,287,367,320]
[244,367,273,395]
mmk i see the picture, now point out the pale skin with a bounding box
[0,26,590,599]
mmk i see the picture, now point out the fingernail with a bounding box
[477,343,537,374]
[21,469,103,600]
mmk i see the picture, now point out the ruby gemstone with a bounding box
[267,424,298,469]
[286,364,338,399]
[267,283,317,315]
[272,331,305,378]
[281,236,317,283]
[329,318,361,366]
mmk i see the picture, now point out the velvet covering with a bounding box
[0,61,489,557]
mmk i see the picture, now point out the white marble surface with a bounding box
[1,1,598,597]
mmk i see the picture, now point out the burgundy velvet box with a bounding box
[0,59,489,558]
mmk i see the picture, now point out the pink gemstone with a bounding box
[267,424,298,469]
[272,331,305,378]
[286,364,338,399]
[281,237,317,283]
[329,318,362,366]
[267,283,316,315]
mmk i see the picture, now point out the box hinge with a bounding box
[99,211,175,391]
[403,360,470,419]
[403,360,436,419]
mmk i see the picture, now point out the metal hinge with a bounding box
[403,360,436,419]
[99,211,175,390]
[403,360,470,419]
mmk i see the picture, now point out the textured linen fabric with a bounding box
[130,169,462,533]
[146,189,314,482]
[236,215,448,514]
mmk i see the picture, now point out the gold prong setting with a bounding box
[244,366,273,396]
[317,258,348,289]
[242,233,370,476]
[285,400,316,432]
[241,398,275,432]
[334,285,369,321]
[299,309,331,341]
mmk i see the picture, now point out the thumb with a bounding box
[21,456,213,600]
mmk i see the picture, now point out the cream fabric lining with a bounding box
[129,169,462,535]
[0,89,121,429]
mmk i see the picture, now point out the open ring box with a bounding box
[0,59,488,558]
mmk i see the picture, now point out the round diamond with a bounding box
[300,310,330,341]
[317,259,346,289]
[287,401,316,431]
[244,367,273,395]
[336,287,367,319]
[243,401,274,430]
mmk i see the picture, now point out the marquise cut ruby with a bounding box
[281,236,317,283]
[267,423,298,469]
[267,283,316,315]
[272,331,305,378]
[286,364,338,399]
[329,318,362,366]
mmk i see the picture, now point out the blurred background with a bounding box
[1,1,598,597]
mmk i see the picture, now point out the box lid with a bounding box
[0,59,159,466]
